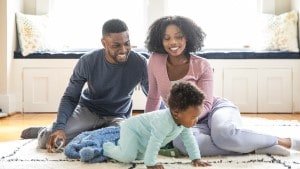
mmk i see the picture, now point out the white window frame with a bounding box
[34,0,275,51]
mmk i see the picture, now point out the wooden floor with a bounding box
[1,112,300,142]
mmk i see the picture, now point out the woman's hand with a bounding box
[192,159,211,167]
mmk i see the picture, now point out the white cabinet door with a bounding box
[223,68,293,113]
[23,68,73,112]
[223,68,258,113]
[212,67,223,97]
[258,68,292,113]
[132,84,147,110]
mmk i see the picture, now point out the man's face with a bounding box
[101,31,131,64]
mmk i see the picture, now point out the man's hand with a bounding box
[192,159,211,167]
[46,130,66,153]
[147,164,164,169]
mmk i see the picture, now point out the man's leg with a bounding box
[21,127,44,139]
[103,116,126,127]
[37,105,107,149]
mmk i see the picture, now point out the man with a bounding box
[23,19,148,153]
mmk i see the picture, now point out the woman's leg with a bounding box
[174,99,299,156]
[173,118,240,156]
[210,105,282,153]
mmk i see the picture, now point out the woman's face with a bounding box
[162,24,187,57]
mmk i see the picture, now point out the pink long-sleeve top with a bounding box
[145,52,214,120]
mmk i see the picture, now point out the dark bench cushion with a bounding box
[14,51,84,59]
[14,50,300,59]
[196,50,300,59]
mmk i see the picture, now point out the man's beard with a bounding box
[108,50,129,64]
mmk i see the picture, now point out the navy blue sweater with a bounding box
[53,49,148,131]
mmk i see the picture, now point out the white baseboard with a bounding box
[0,94,16,115]
[0,112,8,118]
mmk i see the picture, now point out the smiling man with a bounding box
[25,19,149,153]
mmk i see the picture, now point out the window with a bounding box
[166,0,258,50]
[49,0,147,51]
[48,0,258,51]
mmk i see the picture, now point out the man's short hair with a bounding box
[102,19,128,36]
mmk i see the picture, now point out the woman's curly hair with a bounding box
[145,16,206,55]
[168,82,205,112]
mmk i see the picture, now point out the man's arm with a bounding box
[52,57,87,131]
[140,55,149,97]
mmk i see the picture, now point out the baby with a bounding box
[103,81,211,169]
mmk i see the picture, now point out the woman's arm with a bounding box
[145,54,162,112]
[193,57,214,120]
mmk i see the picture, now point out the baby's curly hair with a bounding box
[145,16,206,55]
[168,82,205,112]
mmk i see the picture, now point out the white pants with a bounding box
[173,99,277,156]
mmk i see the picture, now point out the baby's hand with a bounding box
[147,164,164,169]
[192,159,211,167]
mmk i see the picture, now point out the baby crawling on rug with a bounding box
[65,82,211,168]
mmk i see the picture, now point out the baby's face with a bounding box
[176,105,202,128]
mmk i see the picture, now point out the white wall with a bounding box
[275,0,291,14]
[291,0,300,112]
[291,0,300,49]
[0,0,23,115]
[0,0,9,116]
[259,0,291,14]
[292,0,300,8]
[146,0,167,28]
[23,0,50,14]
[0,0,7,96]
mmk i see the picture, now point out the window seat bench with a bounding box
[12,50,300,113]
[14,50,300,59]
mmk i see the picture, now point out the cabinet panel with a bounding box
[223,68,258,112]
[132,85,147,110]
[223,68,293,113]
[258,68,292,113]
[23,68,73,112]
[23,68,146,112]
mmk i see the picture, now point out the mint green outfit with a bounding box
[103,108,200,166]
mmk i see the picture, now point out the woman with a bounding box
[144,15,300,156]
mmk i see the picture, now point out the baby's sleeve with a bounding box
[180,128,201,160]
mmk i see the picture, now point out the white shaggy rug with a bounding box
[1,117,300,169]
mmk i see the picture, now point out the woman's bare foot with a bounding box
[278,138,291,149]
[278,137,300,151]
